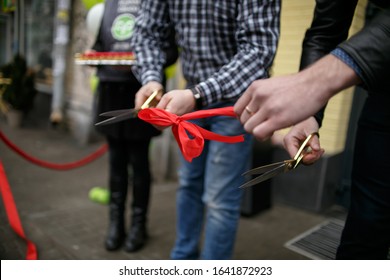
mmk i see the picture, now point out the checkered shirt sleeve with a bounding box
[132,0,281,107]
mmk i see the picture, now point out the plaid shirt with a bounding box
[132,0,281,107]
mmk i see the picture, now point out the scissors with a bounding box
[239,132,319,188]
[95,89,161,126]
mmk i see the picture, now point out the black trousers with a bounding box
[337,94,390,259]
[107,136,152,214]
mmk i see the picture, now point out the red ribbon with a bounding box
[0,161,38,259]
[138,106,244,162]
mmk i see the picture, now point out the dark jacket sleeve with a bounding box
[339,7,390,94]
[300,0,358,69]
[299,0,358,127]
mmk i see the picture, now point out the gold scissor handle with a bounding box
[140,89,163,110]
[292,132,319,169]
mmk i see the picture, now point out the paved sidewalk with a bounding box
[0,116,332,260]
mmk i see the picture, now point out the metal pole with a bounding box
[12,0,18,55]
[18,0,24,56]
[50,0,71,124]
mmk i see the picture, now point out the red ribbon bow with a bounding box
[138,106,245,162]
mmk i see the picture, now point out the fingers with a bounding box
[302,147,324,165]
[284,128,324,165]
[251,120,275,141]
[240,102,258,122]
[157,93,172,110]
[241,105,281,140]
[234,85,253,116]
[305,133,325,164]
[234,80,278,139]
[234,82,260,120]
[135,82,163,108]
[284,117,319,151]
[135,87,150,108]
[157,89,195,115]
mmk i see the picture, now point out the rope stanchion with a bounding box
[0,130,107,170]
[0,161,38,260]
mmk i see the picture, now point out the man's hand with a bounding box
[135,81,164,109]
[157,89,196,115]
[135,84,196,130]
[284,117,324,165]
[234,72,326,140]
[234,54,360,141]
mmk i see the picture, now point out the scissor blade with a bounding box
[239,163,286,189]
[97,89,160,122]
[95,110,138,126]
[99,109,135,117]
[242,160,293,176]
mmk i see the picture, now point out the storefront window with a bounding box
[24,0,55,92]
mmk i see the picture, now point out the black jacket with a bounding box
[299,0,390,126]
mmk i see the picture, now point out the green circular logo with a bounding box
[111,14,135,40]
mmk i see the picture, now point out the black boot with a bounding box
[124,207,148,252]
[105,192,126,251]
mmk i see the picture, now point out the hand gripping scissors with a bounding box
[239,132,319,188]
[95,89,161,126]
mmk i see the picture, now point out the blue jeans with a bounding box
[170,103,253,260]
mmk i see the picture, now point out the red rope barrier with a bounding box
[0,130,107,170]
[0,161,38,260]
[0,129,108,259]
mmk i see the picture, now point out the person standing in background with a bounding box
[90,0,178,253]
[131,0,281,259]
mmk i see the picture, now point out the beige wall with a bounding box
[273,0,367,155]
